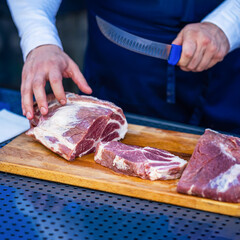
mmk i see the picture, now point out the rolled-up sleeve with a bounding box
[202,0,240,52]
[7,0,63,61]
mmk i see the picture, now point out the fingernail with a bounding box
[26,112,32,119]
[60,99,66,105]
[22,109,26,115]
[86,86,92,93]
[40,107,47,115]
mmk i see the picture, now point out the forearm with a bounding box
[7,0,63,60]
[202,0,240,52]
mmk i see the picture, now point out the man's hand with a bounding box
[21,44,92,120]
[172,22,230,72]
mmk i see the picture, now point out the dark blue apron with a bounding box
[84,0,240,134]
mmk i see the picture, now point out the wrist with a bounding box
[26,44,62,60]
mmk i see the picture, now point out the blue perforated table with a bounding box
[0,88,239,240]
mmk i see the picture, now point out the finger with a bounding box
[185,44,206,71]
[49,68,66,105]
[21,76,34,119]
[195,41,222,71]
[66,60,92,94]
[32,73,48,115]
[212,45,228,64]
[172,30,183,46]
[203,58,219,71]
[21,66,30,116]
[180,66,191,72]
[194,50,214,72]
[178,40,197,68]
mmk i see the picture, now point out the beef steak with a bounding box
[177,129,240,203]
[26,93,128,161]
[94,141,187,180]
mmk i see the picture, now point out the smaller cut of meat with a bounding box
[26,93,128,161]
[94,141,187,180]
[177,129,240,203]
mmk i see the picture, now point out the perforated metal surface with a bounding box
[0,172,239,240]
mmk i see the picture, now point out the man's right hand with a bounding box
[21,44,92,120]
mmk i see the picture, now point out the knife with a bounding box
[96,16,182,65]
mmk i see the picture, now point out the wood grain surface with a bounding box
[0,123,239,217]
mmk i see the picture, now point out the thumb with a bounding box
[172,30,183,46]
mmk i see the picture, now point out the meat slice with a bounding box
[94,141,187,180]
[177,129,240,203]
[26,93,128,161]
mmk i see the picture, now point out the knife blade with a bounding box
[96,16,182,65]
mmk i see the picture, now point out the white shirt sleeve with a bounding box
[7,0,63,61]
[202,0,240,52]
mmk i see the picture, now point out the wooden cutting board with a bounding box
[0,124,239,217]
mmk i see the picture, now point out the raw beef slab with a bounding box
[26,93,128,161]
[177,129,240,203]
[94,141,187,180]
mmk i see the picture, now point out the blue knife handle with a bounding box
[168,44,182,65]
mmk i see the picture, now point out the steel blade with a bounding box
[96,16,171,60]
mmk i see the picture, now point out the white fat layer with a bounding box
[148,167,172,180]
[47,99,59,109]
[40,105,80,130]
[101,118,128,140]
[94,142,188,180]
[147,161,186,180]
[78,118,127,157]
[144,147,173,156]
[33,104,82,152]
[40,100,126,136]
[33,128,69,159]
[113,156,130,170]
[118,118,128,139]
[144,150,187,180]
[33,99,127,159]
[94,143,105,161]
[142,147,187,165]
[147,155,187,166]
[67,97,121,116]
[187,185,194,195]
[69,94,107,103]
[205,128,218,133]
[219,143,236,161]
[79,98,128,134]
[209,164,240,193]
